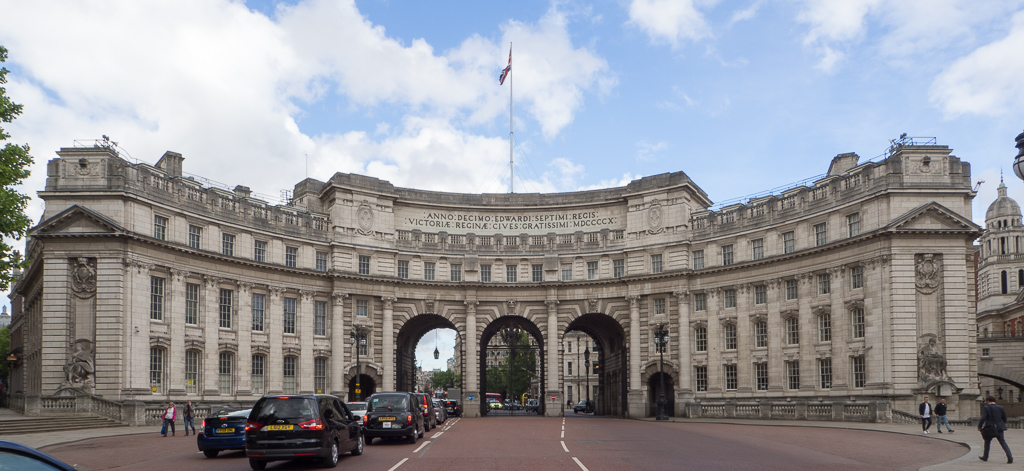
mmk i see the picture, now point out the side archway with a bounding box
[565,313,628,417]
[395,314,462,394]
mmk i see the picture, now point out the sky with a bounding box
[4,0,1024,370]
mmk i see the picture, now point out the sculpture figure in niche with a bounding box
[918,336,948,381]
[60,339,95,390]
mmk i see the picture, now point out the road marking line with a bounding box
[561,441,569,453]
[560,430,564,438]
[388,458,409,471]
[413,441,431,453]
[573,457,590,471]
[433,431,444,438]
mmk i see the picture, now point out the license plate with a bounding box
[382,422,392,429]
[216,428,235,434]
[378,416,397,421]
[266,425,293,431]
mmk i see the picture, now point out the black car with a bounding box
[245,394,363,470]
[362,392,424,444]
[413,393,437,430]
[573,400,593,414]
[443,399,461,417]
[197,407,251,457]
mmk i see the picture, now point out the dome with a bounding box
[986,179,1021,222]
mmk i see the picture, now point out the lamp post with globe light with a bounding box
[1014,130,1024,183]
[654,323,670,421]
[349,326,368,401]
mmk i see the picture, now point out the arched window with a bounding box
[218,352,234,395]
[185,349,202,394]
[150,347,165,394]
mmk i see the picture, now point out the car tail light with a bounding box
[298,419,324,430]
[245,420,263,432]
[406,414,413,425]
[363,414,369,424]
[201,419,206,428]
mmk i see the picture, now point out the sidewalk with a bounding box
[0,407,159,450]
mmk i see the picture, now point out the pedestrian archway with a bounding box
[395,314,462,393]
[346,371,377,402]
[480,316,545,416]
[647,371,675,417]
[565,313,628,417]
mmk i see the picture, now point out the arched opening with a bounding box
[565,313,628,417]
[346,372,377,402]
[480,316,545,416]
[395,314,462,394]
[647,371,675,417]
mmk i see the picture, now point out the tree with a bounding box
[430,369,460,391]
[0,45,33,292]
[484,330,537,403]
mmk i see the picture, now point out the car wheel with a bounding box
[249,458,267,470]
[351,433,364,456]
[407,431,417,444]
[321,440,339,468]
[203,450,220,458]
[365,435,374,446]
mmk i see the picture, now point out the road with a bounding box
[41,414,967,470]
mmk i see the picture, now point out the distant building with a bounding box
[0,306,10,328]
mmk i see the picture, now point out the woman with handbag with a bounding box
[160,401,177,437]
[977,396,1012,463]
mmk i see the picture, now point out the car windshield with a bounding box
[369,395,408,411]
[252,397,317,424]
[346,402,367,412]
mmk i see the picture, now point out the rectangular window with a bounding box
[283,297,296,334]
[185,350,200,394]
[222,233,235,256]
[695,366,708,392]
[613,259,625,278]
[532,264,543,282]
[724,289,736,308]
[755,321,768,348]
[219,289,233,328]
[692,250,704,269]
[356,299,368,317]
[725,364,738,391]
[185,282,199,325]
[814,223,827,246]
[851,266,864,289]
[450,263,462,282]
[188,225,202,249]
[561,264,572,282]
[314,300,327,336]
[481,264,492,283]
[851,308,865,339]
[783,231,795,254]
[785,279,798,300]
[654,298,666,316]
[819,358,833,389]
[506,264,517,283]
[252,293,265,331]
[818,313,832,342]
[150,347,164,393]
[587,261,598,280]
[694,327,707,352]
[694,293,707,311]
[357,335,368,356]
[251,355,265,395]
[786,361,800,390]
[722,245,734,266]
[154,215,168,241]
[424,262,435,281]
[398,260,409,279]
[314,357,328,394]
[316,251,328,272]
[752,238,764,260]
[358,255,370,275]
[817,273,831,295]
[218,352,233,395]
[651,254,663,274]
[283,357,296,394]
[284,247,297,268]
[847,213,860,237]
[786,317,799,345]
[567,362,573,376]
[724,323,737,350]
[254,240,267,263]
[150,276,165,320]
[755,362,768,391]
[852,355,866,388]
[754,285,767,304]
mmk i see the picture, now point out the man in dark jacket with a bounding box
[919,396,932,434]
[183,401,196,436]
[978,396,1012,463]
[935,398,953,433]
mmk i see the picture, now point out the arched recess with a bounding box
[644,362,676,417]
[395,313,462,394]
[565,313,628,417]
[479,316,546,416]
[346,364,380,402]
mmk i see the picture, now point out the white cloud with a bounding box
[729,0,764,26]
[636,140,668,162]
[627,0,715,48]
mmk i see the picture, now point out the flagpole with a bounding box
[509,42,514,194]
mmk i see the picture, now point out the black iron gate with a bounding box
[481,325,543,416]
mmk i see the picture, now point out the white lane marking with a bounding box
[433,431,444,438]
[388,457,409,471]
[573,457,590,471]
[561,440,569,453]
[560,430,564,439]
[413,441,431,453]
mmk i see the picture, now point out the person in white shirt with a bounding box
[918,397,932,434]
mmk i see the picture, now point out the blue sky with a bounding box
[4,0,1024,369]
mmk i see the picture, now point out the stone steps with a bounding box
[0,416,125,435]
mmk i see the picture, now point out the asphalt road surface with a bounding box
[42,415,967,471]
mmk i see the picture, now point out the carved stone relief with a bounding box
[70,258,97,298]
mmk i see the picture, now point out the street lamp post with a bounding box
[349,327,368,401]
[584,344,591,413]
[1013,129,1024,182]
[654,323,669,421]
[576,337,581,407]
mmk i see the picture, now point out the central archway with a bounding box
[395,314,462,393]
[479,316,546,416]
[566,313,628,417]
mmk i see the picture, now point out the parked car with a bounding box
[362,392,424,445]
[413,393,437,430]
[573,400,593,414]
[0,440,77,471]
[345,402,368,427]
[245,394,363,470]
[524,399,539,412]
[432,399,447,424]
[197,407,251,458]
[443,399,460,417]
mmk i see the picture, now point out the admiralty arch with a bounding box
[7,137,981,421]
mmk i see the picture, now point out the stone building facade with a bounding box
[7,137,981,420]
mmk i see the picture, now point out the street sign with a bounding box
[551,394,555,401]
[355,389,361,394]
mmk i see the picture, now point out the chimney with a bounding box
[155,151,184,177]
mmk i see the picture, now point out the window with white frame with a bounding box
[694,327,707,352]
[651,254,663,274]
[185,282,199,325]
[752,238,764,260]
[755,362,768,391]
[695,366,708,391]
[450,263,462,282]
[481,264,491,283]
[398,260,409,279]
[850,265,864,289]
[358,255,370,275]
[218,352,233,395]
[852,355,866,388]
[314,300,327,336]
[219,289,233,328]
[786,361,800,389]
[613,259,625,278]
[185,349,201,394]
[725,364,738,390]
[252,293,265,331]
[755,321,768,348]
[188,225,202,249]
[818,312,832,342]
[692,250,704,269]
[506,264,517,282]
[316,251,328,272]
[532,264,543,282]
[222,233,235,256]
[251,354,265,395]
[587,261,598,280]
[783,231,795,254]
[754,285,767,305]
[561,264,572,281]
[424,262,435,281]
[851,307,865,339]
[356,299,368,317]
[818,358,832,389]
[284,246,297,268]
[817,273,831,295]
[254,240,267,263]
[724,323,737,350]
[785,317,799,345]
[724,289,736,308]
[283,297,296,334]
[150,276,165,320]
[150,347,165,393]
[847,213,860,237]
[283,356,297,394]
[653,297,666,316]
[154,215,168,241]
[785,279,798,300]
[814,222,827,246]
[722,245,734,265]
[314,357,328,394]
[694,293,707,311]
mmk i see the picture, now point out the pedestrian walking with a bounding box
[183,401,196,436]
[160,401,177,437]
[935,398,954,433]
[978,395,1013,463]
[919,396,932,434]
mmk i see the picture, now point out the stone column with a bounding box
[382,296,397,391]
[464,300,480,418]
[330,292,348,396]
[545,299,561,417]
[267,286,284,395]
[627,295,643,418]
[202,275,222,397]
[674,290,692,406]
[299,290,316,394]
[168,269,190,396]
[236,282,254,396]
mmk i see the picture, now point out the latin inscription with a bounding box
[398,208,623,234]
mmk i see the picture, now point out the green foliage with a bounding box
[484,330,537,402]
[430,369,460,390]
[0,45,33,292]
[0,326,9,376]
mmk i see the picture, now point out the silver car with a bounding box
[431,399,447,424]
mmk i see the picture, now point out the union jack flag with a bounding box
[499,49,511,85]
